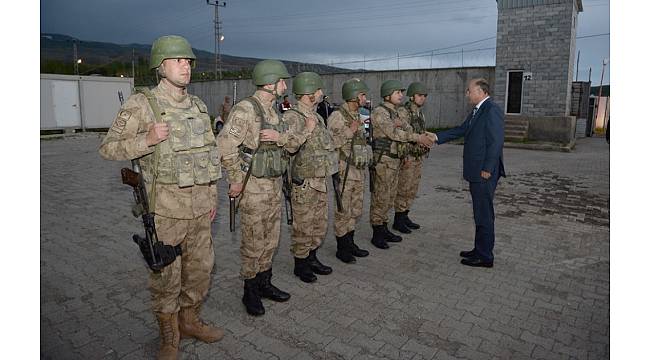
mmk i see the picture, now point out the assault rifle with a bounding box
[117,90,181,272]
[121,167,182,271]
[331,172,344,212]
[229,197,236,232]
[367,115,376,193]
[282,170,293,225]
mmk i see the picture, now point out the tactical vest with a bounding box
[137,88,221,188]
[373,104,409,160]
[288,109,339,180]
[339,106,372,169]
[238,97,288,178]
[404,102,429,158]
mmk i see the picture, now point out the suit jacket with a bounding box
[436,98,506,182]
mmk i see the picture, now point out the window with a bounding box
[506,70,523,114]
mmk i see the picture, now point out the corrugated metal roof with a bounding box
[496,0,582,12]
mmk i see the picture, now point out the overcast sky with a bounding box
[41,0,610,83]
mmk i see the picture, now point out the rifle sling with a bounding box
[236,96,267,208]
[135,87,164,213]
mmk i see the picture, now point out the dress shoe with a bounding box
[459,249,476,258]
[460,257,493,268]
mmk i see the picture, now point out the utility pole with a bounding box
[596,58,609,130]
[132,48,135,79]
[397,51,400,72]
[207,0,226,80]
[73,40,79,75]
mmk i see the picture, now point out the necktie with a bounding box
[469,107,478,126]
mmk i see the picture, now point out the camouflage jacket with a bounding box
[216,91,294,193]
[370,101,418,143]
[282,101,334,193]
[99,80,217,219]
[327,103,366,181]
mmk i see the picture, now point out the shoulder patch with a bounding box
[228,117,243,138]
[110,109,132,135]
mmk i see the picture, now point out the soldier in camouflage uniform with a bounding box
[216,59,296,316]
[282,72,337,283]
[99,35,223,360]
[327,78,372,263]
[393,82,430,234]
[369,80,434,249]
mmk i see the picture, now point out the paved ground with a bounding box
[41,136,609,360]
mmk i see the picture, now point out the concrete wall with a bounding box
[494,0,580,117]
[188,66,495,129]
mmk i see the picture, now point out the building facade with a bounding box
[493,0,583,144]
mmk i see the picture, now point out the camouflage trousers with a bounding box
[150,212,214,314]
[394,157,423,212]
[239,176,282,280]
[334,178,365,237]
[290,182,328,258]
[370,156,401,225]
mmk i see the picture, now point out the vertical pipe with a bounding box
[575,50,580,81]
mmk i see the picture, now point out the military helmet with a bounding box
[292,72,323,95]
[149,35,196,69]
[342,78,369,101]
[407,82,428,97]
[252,59,290,86]
[380,80,405,98]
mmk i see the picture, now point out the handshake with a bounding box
[414,131,438,149]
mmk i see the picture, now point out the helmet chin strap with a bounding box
[260,82,283,100]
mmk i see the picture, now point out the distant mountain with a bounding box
[41,33,347,77]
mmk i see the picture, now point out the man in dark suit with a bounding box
[433,78,506,268]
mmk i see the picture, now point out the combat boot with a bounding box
[242,277,265,316]
[178,304,224,343]
[258,268,291,302]
[155,312,179,360]
[384,222,403,242]
[335,234,356,264]
[349,231,369,257]
[294,257,317,283]
[392,212,412,234]
[371,224,390,249]
[307,247,333,275]
[403,210,421,230]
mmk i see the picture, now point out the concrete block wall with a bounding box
[493,0,579,117]
[188,66,495,129]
